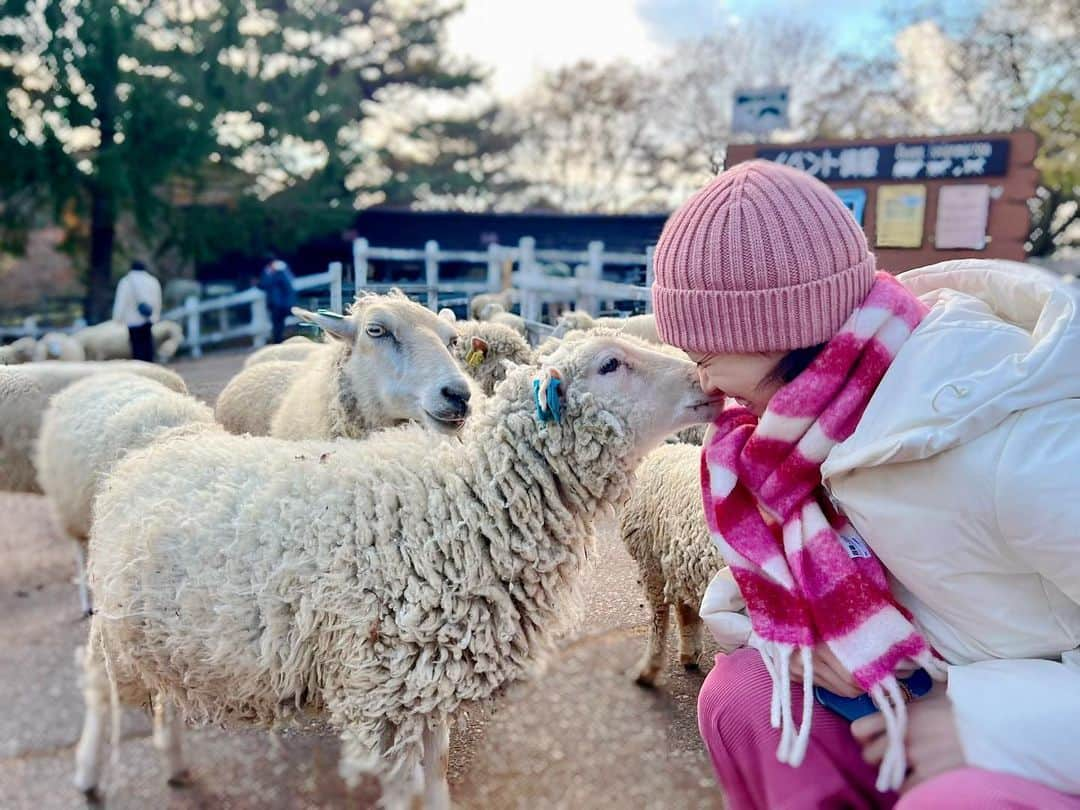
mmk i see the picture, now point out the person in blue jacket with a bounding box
[258,255,297,344]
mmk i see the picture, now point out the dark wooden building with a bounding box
[197,209,670,286]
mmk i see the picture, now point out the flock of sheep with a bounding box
[0,319,185,364]
[1,290,727,809]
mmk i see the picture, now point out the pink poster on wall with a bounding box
[935,184,991,250]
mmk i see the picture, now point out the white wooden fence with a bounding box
[0,236,654,355]
[352,236,654,319]
[166,262,344,358]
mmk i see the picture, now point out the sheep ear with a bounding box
[532,367,566,423]
[438,307,457,324]
[465,337,488,367]
[292,307,356,341]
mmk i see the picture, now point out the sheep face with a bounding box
[295,293,475,435]
[550,310,595,338]
[452,321,534,395]
[536,332,722,461]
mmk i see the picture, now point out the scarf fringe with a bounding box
[755,637,951,792]
[753,638,814,768]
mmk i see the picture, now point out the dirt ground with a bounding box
[0,349,723,809]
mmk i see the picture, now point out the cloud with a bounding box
[635,0,737,42]
[446,0,662,98]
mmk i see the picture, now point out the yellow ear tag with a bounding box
[465,337,488,367]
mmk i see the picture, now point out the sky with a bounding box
[447,0,983,97]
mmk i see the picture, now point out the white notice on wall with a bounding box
[935,184,991,250]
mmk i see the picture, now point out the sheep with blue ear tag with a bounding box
[78,330,721,809]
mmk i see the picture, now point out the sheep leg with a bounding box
[74,540,92,618]
[339,716,425,810]
[634,585,670,688]
[421,719,451,810]
[73,635,108,798]
[675,601,704,670]
[153,693,189,786]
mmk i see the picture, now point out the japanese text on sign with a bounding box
[755,139,1009,181]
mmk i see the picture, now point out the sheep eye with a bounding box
[598,357,620,375]
[366,324,386,338]
[448,335,459,348]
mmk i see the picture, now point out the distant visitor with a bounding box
[258,255,298,344]
[112,260,162,363]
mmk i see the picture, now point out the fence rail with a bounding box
[1,236,654,355]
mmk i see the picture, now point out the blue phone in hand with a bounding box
[813,668,933,722]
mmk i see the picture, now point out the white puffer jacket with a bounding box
[701,259,1080,793]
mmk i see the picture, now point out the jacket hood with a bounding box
[823,259,1080,479]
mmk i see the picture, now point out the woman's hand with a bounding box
[790,643,862,698]
[851,680,966,793]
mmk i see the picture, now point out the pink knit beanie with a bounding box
[653,160,877,354]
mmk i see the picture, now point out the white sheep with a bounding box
[554,311,659,343]
[269,292,474,439]
[0,362,188,493]
[0,336,38,364]
[216,292,472,440]
[214,359,303,436]
[76,331,720,808]
[486,308,528,337]
[451,320,534,396]
[32,331,87,362]
[75,320,184,362]
[242,335,322,368]
[36,372,217,616]
[538,331,701,447]
[619,442,726,686]
[468,290,512,321]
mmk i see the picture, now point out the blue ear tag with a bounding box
[532,373,563,423]
[546,377,562,422]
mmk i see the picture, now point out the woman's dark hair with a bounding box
[769,343,828,385]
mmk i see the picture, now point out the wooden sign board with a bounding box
[726,130,1038,271]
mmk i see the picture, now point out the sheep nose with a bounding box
[441,385,471,417]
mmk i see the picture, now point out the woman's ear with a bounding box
[291,307,357,342]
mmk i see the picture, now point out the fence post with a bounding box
[581,240,604,315]
[353,237,369,288]
[251,291,269,348]
[329,261,343,313]
[644,245,655,314]
[424,240,440,311]
[486,242,502,292]
[184,295,202,358]
[518,236,541,322]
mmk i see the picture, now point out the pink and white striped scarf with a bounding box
[700,272,944,791]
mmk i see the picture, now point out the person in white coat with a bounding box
[653,161,1080,810]
[112,260,162,362]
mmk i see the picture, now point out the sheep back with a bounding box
[0,362,187,493]
[216,360,306,436]
[37,373,215,540]
[620,443,724,608]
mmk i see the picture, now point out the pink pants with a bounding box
[698,649,1080,810]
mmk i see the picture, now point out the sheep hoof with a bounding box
[81,786,103,804]
[634,671,659,689]
[167,769,192,788]
[681,658,701,671]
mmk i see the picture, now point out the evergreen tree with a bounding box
[0,0,494,320]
